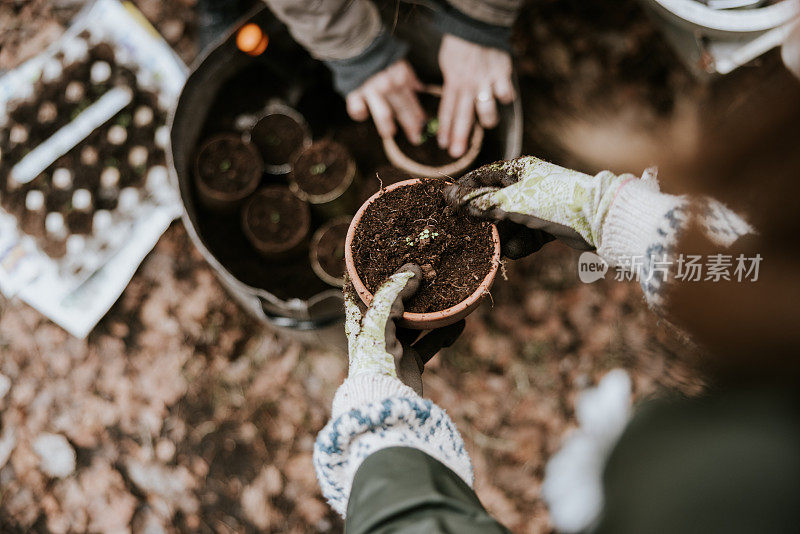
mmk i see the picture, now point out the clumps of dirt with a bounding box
[352,179,494,313]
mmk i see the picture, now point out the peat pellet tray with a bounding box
[171,4,522,337]
[0,0,186,338]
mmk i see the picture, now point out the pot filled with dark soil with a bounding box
[289,139,358,218]
[194,133,262,212]
[346,178,501,329]
[309,217,350,287]
[250,103,311,174]
[241,185,311,258]
[383,86,484,179]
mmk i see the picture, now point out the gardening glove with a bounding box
[444,156,653,258]
[344,264,464,395]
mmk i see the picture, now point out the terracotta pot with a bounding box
[249,102,312,175]
[194,133,262,213]
[345,178,501,329]
[309,216,351,288]
[289,139,359,219]
[241,186,311,257]
[382,86,484,179]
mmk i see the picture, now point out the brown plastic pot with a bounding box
[241,186,311,257]
[382,86,484,179]
[344,178,501,330]
[309,216,351,288]
[194,133,263,212]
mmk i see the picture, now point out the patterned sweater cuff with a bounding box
[597,179,687,307]
[597,179,686,267]
[314,375,474,517]
[331,374,418,418]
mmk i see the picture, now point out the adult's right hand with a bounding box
[345,59,426,143]
[444,157,639,258]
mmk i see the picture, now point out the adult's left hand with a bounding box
[344,264,464,395]
[437,34,515,158]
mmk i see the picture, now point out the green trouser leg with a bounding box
[346,447,510,534]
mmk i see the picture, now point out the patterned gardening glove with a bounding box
[444,156,640,258]
[344,264,464,395]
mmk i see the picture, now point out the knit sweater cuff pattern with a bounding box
[313,374,474,517]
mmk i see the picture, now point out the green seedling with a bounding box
[270,211,281,223]
[418,117,440,144]
[219,159,232,172]
[404,226,440,247]
[310,163,327,175]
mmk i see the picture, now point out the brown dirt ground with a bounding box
[0,0,707,532]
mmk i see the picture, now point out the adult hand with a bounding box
[438,35,515,158]
[444,157,641,258]
[345,60,426,143]
[344,264,464,395]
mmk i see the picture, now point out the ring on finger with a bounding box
[476,89,493,103]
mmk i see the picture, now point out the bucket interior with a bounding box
[170,5,521,324]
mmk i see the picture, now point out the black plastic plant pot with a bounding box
[250,103,311,175]
[289,139,358,219]
[309,216,350,287]
[194,133,263,212]
[241,186,311,258]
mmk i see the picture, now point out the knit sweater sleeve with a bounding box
[313,374,474,517]
[596,173,754,310]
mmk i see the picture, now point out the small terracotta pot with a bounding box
[382,86,484,179]
[345,179,501,329]
[290,140,359,219]
[241,186,311,258]
[194,133,263,213]
[309,216,351,288]
[249,103,312,175]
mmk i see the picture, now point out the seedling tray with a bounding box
[0,0,187,338]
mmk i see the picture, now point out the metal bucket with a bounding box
[167,4,523,349]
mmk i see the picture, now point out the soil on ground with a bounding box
[352,180,494,313]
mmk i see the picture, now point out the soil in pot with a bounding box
[291,140,353,198]
[195,134,262,209]
[251,112,308,168]
[394,93,458,168]
[242,186,310,257]
[352,179,494,313]
[311,219,349,286]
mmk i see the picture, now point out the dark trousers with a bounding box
[347,447,510,533]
